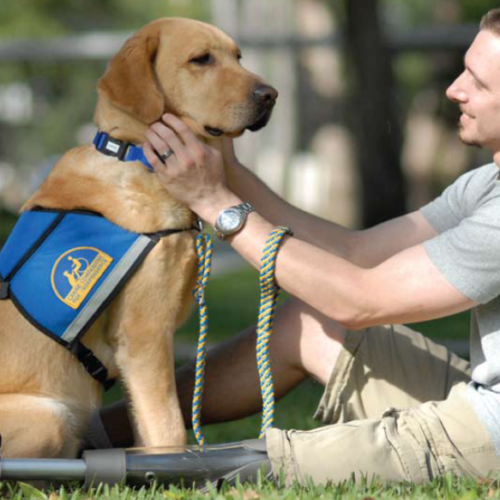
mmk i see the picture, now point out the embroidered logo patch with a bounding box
[51,247,113,309]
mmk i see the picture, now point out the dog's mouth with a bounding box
[204,126,224,137]
[204,106,275,138]
[245,108,274,132]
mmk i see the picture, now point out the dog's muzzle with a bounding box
[204,84,278,137]
[246,84,278,132]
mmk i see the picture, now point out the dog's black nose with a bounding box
[252,85,278,106]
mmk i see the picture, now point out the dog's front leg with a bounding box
[115,323,186,448]
[109,237,198,449]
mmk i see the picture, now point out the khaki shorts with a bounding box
[267,324,500,485]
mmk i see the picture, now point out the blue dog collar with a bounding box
[93,131,154,171]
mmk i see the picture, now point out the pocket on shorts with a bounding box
[381,407,430,483]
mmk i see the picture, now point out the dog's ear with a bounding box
[98,31,165,124]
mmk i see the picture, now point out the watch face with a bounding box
[219,208,242,232]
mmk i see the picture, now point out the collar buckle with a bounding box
[94,131,154,170]
[101,135,130,161]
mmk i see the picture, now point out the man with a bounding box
[89,8,500,484]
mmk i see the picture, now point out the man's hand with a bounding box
[143,114,238,218]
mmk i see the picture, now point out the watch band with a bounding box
[238,202,255,215]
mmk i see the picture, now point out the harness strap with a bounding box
[0,281,9,300]
[146,224,202,240]
[71,341,114,390]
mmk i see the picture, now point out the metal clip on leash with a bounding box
[257,226,293,437]
[191,229,213,450]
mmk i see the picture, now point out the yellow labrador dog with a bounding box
[0,18,277,458]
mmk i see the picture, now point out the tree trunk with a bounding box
[344,0,406,227]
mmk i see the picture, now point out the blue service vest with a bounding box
[0,209,195,387]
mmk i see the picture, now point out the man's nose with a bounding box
[446,73,467,103]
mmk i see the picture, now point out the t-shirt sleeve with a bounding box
[420,168,478,233]
[424,200,500,304]
[419,165,500,304]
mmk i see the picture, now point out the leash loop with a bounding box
[191,231,213,450]
[190,224,291,446]
[257,226,292,438]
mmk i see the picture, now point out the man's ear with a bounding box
[97,31,165,124]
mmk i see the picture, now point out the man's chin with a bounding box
[458,126,483,148]
[460,137,482,148]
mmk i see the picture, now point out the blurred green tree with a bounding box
[0,0,209,37]
[325,0,499,226]
[0,0,210,194]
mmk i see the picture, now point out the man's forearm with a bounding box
[193,188,369,327]
[225,161,357,261]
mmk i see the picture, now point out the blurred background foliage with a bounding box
[383,0,497,24]
[0,0,209,36]
[0,0,210,195]
[1,0,500,231]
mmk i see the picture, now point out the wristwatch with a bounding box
[214,202,255,240]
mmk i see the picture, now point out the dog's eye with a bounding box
[189,54,213,65]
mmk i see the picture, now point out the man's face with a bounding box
[446,29,500,152]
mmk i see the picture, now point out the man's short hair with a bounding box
[481,8,500,35]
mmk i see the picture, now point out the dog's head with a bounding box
[97,18,278,138]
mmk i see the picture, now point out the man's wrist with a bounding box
[191,191,243,226]
[224,161,246,194]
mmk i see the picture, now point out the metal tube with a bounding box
[0,458,86,481]
[0,439,269,487]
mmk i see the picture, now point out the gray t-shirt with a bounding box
[421,162,500,454]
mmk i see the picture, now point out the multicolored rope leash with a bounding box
[190,224,291,448]
[256,226,292,437]
[191,230,213,449]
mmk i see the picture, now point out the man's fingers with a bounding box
[143,143,167,171]
[149,122,186,156]
[161,114,200,148]
[144,130,168,157]
[160,115,211,166]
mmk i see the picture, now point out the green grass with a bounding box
[4,471,500,499]
[177,265,263,345]
[413,311,470,340]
